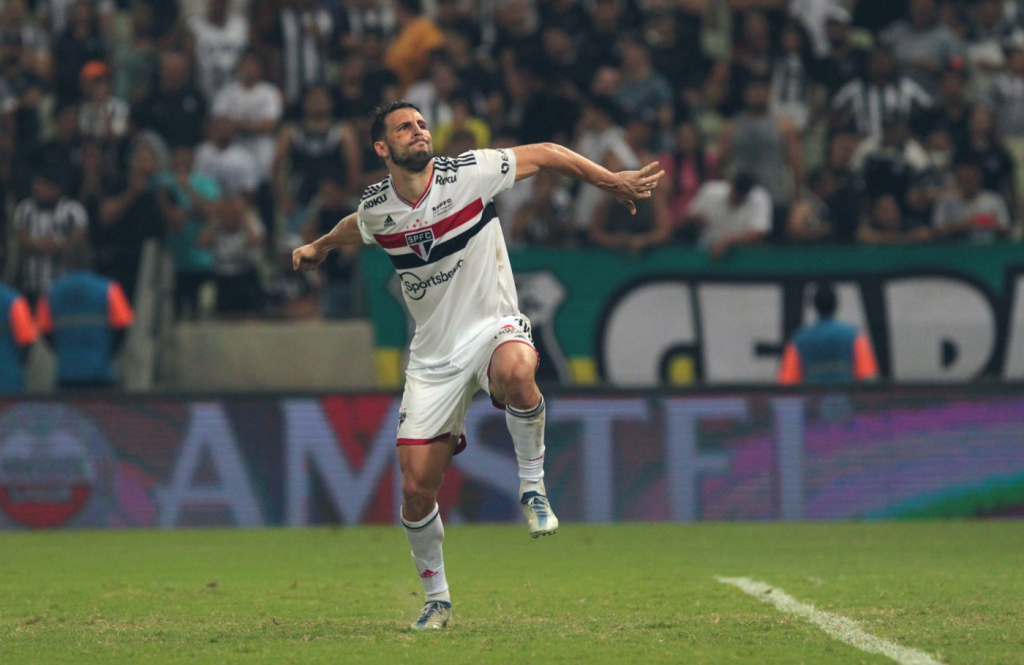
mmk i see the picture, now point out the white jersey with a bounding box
[357,149,520,370]
[189,15,250,101]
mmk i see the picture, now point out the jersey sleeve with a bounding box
[470,148,517,202]
[852,333,879,381]
[9,296,38,346]
[778,342,803,385]
[107,283,135,329]
[354,208,378,246]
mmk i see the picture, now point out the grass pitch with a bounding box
[1,522,1022,664]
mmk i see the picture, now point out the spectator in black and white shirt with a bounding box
[278,0,333,107]
[78,60,129,144]
[16,171,88,302]
[831,46,933,139]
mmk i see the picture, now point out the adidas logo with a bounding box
[384,214,396,228]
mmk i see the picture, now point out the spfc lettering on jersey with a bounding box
[406,228,435,261]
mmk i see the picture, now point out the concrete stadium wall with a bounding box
[163,320,377,391]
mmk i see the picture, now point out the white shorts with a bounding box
[397,315,537,455]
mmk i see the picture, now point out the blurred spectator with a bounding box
[94,139,165,300]
[2,31,46,158]
[662,122,717,237]
[385,0,444,88]
[1,0,51,81]
[37,0,113,40]
[684,172,772,259]
[932,161,1011,242]
[15,170,88,303]
[441,127,478,157]
[983,36,1024,138]
[778,281,879,384]
[334,0,396,55]
[880,0,965,90]
[511,169,576,248]
[304,173,358,319]
[405,54,459,127]
[188,0,249,102]
[726,11,774,113]
[589,118,672,253]
[0,276,37,393]
[199,195,264,319]
[432,91,490,155]
[156,146,220,319]
[537,25,589,96]
[579,0,626,84]
[856,193,932,244]
[273,86,360,238]
[956,106,1015,210]
[52,0,106,106]
[36,241,134,390]
[919,67,973,147]
[134,52,207,149]
[813,8,869,97]
[643,5,708,97]
[493,0,542,73]
[112,1,158,106]
[211,50,282,234]
[965,0,1011,94]
[905,128,959,226]
[851,118,931,202]
[572,95,638,236]
[443,29,493,101]
[831,46,933,139]
[719,76,803,223]
[615,37,673,147]
[195,116,259,201]
[78,60,129,144]
[539,0,591,36]
[789,0,846,58]
[278,0,334,107]
[24,102,82,199]
[786,169,839,243]
[771,21,814,134]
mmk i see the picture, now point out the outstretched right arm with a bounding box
[292,211,362,271]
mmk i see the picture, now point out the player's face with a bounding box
[379,109,434,174]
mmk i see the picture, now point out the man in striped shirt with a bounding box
[15,171,88,303]
[830,46,933,139]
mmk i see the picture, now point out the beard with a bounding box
[389,140,434,173]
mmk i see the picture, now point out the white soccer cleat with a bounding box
[411,600,451,630]
[521,491,559,538]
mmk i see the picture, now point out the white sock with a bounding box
[506,396,547,497]
[402,503,450,603]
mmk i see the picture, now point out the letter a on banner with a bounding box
[283,398,401,526]
[158,403,265,527]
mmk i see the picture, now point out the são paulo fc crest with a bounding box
[405,229,435,261]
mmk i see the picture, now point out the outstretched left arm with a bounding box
[511,143,665,215]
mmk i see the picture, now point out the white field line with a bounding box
[715,576,943,665]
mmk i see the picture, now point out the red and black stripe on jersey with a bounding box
[373,198,497,270]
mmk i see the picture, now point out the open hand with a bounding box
[606,162,665,215]
[292,243,327,271]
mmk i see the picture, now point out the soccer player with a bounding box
[292,101,663,630]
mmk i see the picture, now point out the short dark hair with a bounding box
[369,101,422,143]
[62,242,94,272]
[732,172,757,196]
[813,282,837,318]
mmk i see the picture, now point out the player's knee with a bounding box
[401,476,438,521]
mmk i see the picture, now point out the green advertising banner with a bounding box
[362,243,1024,387]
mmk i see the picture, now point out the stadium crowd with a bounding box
[1,0,1023,323]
